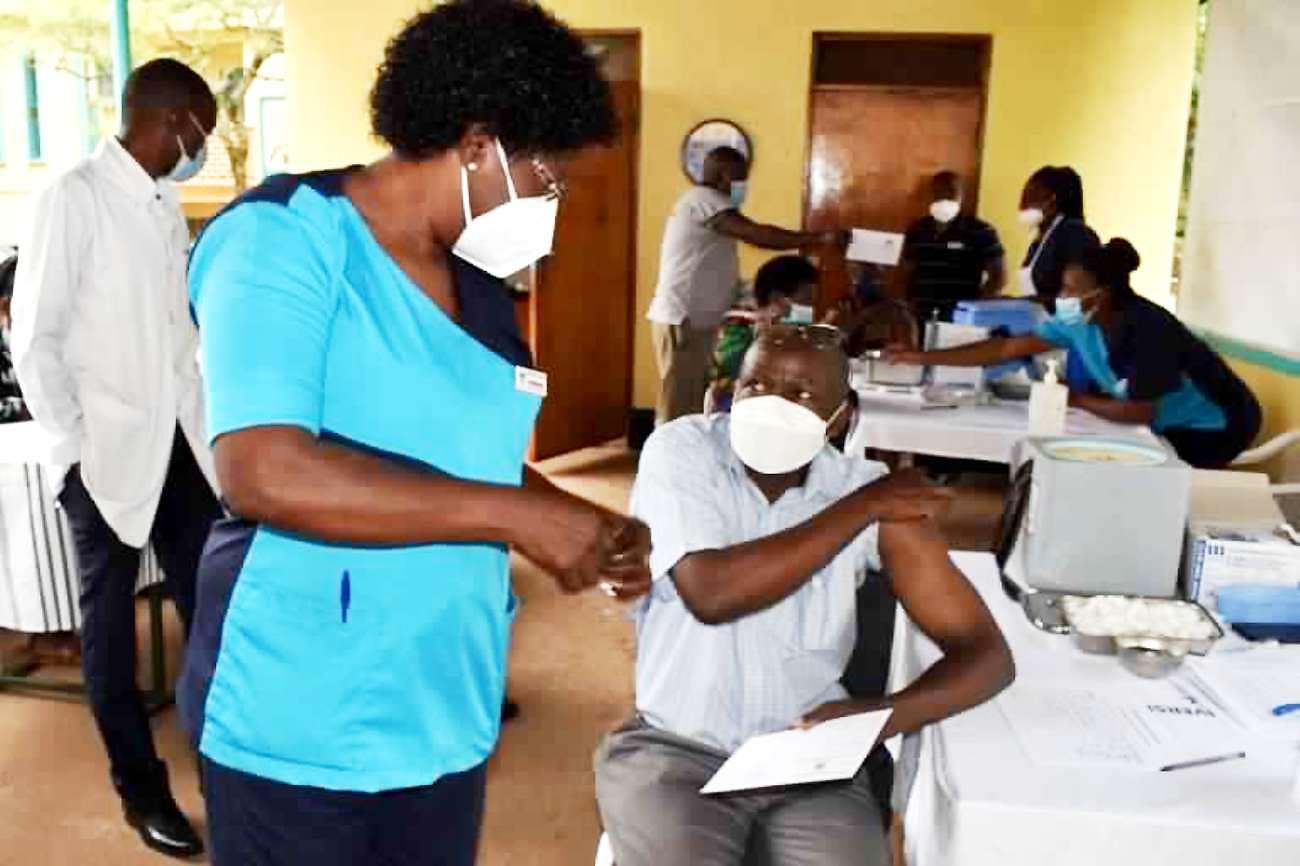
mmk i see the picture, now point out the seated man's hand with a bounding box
[858,469,953,523]
[797,698,889,730]
[596,515,653,602]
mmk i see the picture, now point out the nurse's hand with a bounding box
[596,518,653,601]
[511,488,649,596]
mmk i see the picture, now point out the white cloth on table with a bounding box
[628,413,886,753]
[0,422,160,632]
[893,552,1300,866]
[9,136,217,547]
[846,391,1156,464]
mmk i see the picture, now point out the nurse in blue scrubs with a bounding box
[177,3,650,864]
[889,238,1262,468]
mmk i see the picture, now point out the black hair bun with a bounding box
[1105,238,1141,275]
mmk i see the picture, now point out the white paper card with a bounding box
[700,710,892,795]
[847,229,905,266]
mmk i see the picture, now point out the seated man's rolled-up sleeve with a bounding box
[629,422,735,590]
[189,204,338,443]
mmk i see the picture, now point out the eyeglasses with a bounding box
[530,157,567,201]
[761,322,844,351]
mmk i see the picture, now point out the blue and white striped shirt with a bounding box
[630,414,887,753]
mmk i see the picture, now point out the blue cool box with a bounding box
[1216,584,1300,643]
[952,300,1046,380]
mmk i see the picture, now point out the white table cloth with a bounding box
[0,421,160,632]
[846,391,1157,464]
[893,552,1300,866]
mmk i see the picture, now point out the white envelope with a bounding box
[700,710,892,795]
[847,229,905,266]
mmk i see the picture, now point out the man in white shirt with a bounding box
[596,325,1014,865]
[10,59,221,859]
[646,147,847,423]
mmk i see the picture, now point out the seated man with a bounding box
[596,324,1014,866]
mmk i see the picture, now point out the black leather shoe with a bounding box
[118,763,204,859]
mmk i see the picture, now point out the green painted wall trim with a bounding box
[1197,330,1300,377]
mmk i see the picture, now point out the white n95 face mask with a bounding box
[452,139,560,279]
[930,199,960,224]
[1017,207,1045,229]
[729,394,844,475]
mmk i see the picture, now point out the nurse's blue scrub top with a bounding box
[178,170,542,793]
[1035,295,1255,435]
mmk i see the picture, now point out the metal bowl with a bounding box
[1117,638,1187,679]
[990,378,1033,401]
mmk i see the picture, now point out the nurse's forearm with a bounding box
[215,425,591,547]
[1069,391,1156,425]
[902,334,1052,366]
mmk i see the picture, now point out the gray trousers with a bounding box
[594,719,889,866]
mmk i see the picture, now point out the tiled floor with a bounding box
[0,442,1006,865]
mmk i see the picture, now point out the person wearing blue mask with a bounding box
[647,147,849,423]
[179,4,652,864]
[705,255,820,414]
[10,58,219,858]
[888,238,1262,468]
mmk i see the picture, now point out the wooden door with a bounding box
[529,59,639,460]
[805,85,985,301]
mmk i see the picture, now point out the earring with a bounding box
[467,162,479,172]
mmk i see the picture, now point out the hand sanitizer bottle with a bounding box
[1028,359,1068,436]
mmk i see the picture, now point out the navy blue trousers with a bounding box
[203,758,487,866]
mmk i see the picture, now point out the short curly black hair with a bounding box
[371,0,616,158]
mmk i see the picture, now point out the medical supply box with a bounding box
[1005,436,1191,598]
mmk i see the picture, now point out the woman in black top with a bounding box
[1015,165,1100,301]
[893,239,1263,468]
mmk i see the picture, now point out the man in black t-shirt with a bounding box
[902,171,1005,321]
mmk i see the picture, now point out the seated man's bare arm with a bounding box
[672,471,952,625]
[803,518,1014,737]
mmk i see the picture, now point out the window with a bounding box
[23,54,42,162]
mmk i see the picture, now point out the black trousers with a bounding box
[58,427,220,800]
[203,758,487,866]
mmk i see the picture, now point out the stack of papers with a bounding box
[997,673,1248,772]
[701,710,892,795]
[1186,654,1300,744]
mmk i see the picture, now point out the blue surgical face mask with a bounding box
[729,180,748,208]
[1053,293,1099,326]
[783,302,814,325]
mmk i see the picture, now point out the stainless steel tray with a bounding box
[1021,591,1223,656]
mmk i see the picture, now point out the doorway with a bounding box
[524,33,640,461]
[804,34,991,301]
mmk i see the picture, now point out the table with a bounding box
[891,552,1300,866]
[0,421,160,633]
[846,390,1157,465]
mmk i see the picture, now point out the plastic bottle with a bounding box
[1028,359,1068,436]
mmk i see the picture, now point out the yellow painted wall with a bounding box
[283,0,1198,409]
